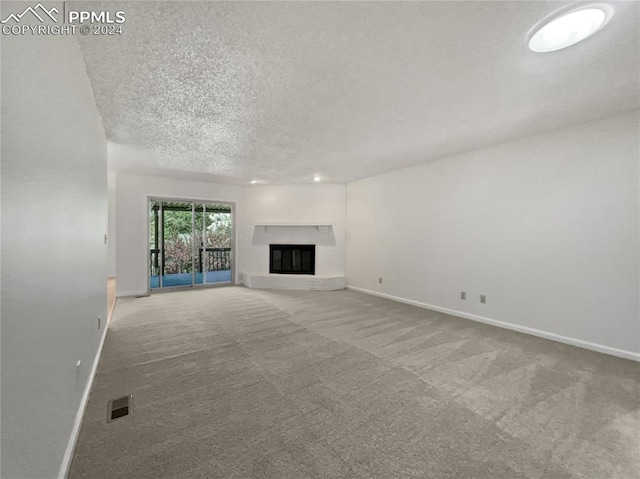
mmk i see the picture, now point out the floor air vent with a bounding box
[107,395,133,422]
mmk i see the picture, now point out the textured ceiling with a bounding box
[76,1,639,184]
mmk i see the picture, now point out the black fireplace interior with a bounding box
[270,244,315,275]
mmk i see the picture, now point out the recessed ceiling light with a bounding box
[528,5,612,53]
[250,179,257,184]
[313,175,321,182]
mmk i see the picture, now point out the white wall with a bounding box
[241,184,347,277]
[115,170,243,295]
[347,111,640,358]
[1,33,108,479]
[107,171,117,277]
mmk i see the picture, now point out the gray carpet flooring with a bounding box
[69,287,639,479]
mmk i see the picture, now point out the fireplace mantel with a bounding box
[255,222,332,233]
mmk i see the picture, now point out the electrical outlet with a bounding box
[460,291,466,300]
[379,277,383,284]
[480,295,487,304]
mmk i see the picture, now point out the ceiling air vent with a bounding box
[107,394,133,422]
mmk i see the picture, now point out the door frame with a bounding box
[146,196,236,293]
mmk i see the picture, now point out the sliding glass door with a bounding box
[149,199,233,291]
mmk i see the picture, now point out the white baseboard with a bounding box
[346,285,640,362]
[58,325,109,478]
[116,289,148,297]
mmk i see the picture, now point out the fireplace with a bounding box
[270,244,315,275]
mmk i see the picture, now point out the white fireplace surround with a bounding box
[242,222,346,291]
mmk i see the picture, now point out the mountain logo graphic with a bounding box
[1,3,59,24]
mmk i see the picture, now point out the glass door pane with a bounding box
[194,203,205,285]
[204,204,232,284]
[149,200,160,288]
[161,201,194,288]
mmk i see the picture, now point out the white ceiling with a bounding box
[77,1,639,184]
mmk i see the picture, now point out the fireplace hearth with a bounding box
[270,244,315,275]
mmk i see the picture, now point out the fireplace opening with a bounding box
[270,244,315,275]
